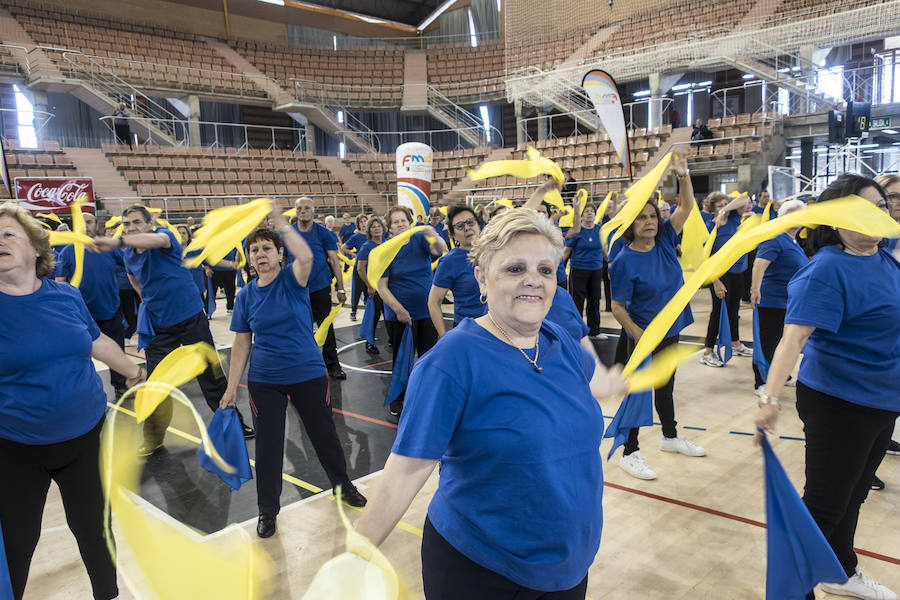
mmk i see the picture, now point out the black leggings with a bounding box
[210,269,237,311]
[623,335,679,455]
[752,306,785,388]
[96,308,126,390]
[0,418,118,600]
[569,267,604,336]
[601,261,612,312]
[351,268,368,314]
[385,318,438,404]
[797,382,897,599]
[421,517,588,600]
[248,376,350,515]
[119,288,140,338]
[705,270,743,348]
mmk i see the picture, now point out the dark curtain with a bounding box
[42,92,109,148]
[199,101,243,148]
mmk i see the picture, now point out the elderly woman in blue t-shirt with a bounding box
[749,199,808,395]
[357,216,387,355]
[609,157,706,481]
[357,208,625,599]
[0,203,145,600]
[427,205,485,337]
[221,201,365,540]
[755,174,900,600]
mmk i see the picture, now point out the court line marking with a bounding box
[337,340,393,374]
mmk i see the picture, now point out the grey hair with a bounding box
[469,208,565,272]
[777,199,806,217]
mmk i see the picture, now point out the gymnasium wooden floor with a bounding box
[26,291,900,599]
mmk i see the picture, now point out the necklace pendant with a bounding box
[534,364,543,373]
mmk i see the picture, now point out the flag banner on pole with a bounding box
[582,69,632,180]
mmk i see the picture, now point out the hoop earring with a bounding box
[479,293,487,304]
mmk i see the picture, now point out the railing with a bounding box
[291,78,401,109]
[669,135,765,163]
[98,115,307,151]
[336,124,504,153]
[451,178,631,205]
[428,76,508,104]
[0,107,55,138]
[328,110,379,153]
[426,85,489,144]
[519,98,674,141]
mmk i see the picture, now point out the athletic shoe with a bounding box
[700,353,725,368]
[820,568,898,600]
[590,332,609,340]
[125,337,135,347]
[328,366,347,380]
[619,451,657,480]
[257,514,276,538]
[755,385,766,399]
[365,343,380,355]
[241,421,256,439]
[335,484,367,508]
[137,440,163,458]
[785,376,796,387]
[732,343,753,357]
[226,309,233,314]
[349,313,357,322]
[660,436,707,457]
[871,476,885,491]
[886,440,900,456]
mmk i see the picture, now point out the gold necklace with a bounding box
[487,312,542,373]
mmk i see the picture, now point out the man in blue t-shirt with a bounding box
[292,197,347,379]
[94,205,254,455]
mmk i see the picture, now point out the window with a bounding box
[13,85,37,148]
[816,66,844,102]
[479,105,491,142]
[467,8,478,48]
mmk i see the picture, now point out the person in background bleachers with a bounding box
[670,106,681,129]
[338,212,355,244]
[563,169,578,201]
[113,102,132,149]
[691,118,712,142]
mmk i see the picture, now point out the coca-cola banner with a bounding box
[14,177,95,213]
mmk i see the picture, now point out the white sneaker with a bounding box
[732,343,753,357]
[591,332,609,340]
[700,353,725,367]
[785,376,796,387]
[660,436,707,457]
[820,568,898,600]
[125,337,135,347]
[755,385,766,399]
[619,451,657,480]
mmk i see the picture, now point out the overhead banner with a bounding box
[396,142,432,220]
[15,177,96,213]
[582,69,632,180]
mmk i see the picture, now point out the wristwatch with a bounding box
[758,395,781,410]
[279,224,292,234]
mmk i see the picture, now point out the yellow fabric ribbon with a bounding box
[558,189,588,227]
[702,225,718,260]
[49,231,93,246]
[156,217,181,240]
[314,304,342,347]
[302,487,401,599]
[184,199,271,268]
[366,226,428,285]
[337,252,355,267]
[600,152,673,249]
[626,344,700,392]
[102,384,272,600]
[680,204,711,271]
[283,208,296,220]
[36,212,63,225]
[467,147,564,186]
[624,195,900,377]
[543,189,564,209]
[105,216,121,229]
[66,198,87,288]
[594,192,613,225]
[496,198,514,210]
[135,343,223,422]
[438,206,448,216]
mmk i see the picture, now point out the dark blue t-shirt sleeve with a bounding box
[785,270,843,333]
[432,256,455,288]
[323,228,338,252]
[756,238,783,263]
[358,242,373,261]
[68,286,100,340]
[229,287,252,333]
[608,257,633,303]
[56,245,74,279]
[392,361,467,459]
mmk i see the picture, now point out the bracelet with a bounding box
[758,395,781,410]
[279,224,293,234]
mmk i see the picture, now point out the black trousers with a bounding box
[309,286,339,370]
[0,418,118,600]
[705,270,743,348]
[113,123,131,148]
[119,288,140,339]
[797,382,897,599]
[143,311,235,445]
[601,261,612,311]
[623,335,679,455]
[96,308,126,391]
[385,318,438,404]
[210,270,237,311]
[556,279,567,291]
[421,518,588,600]
[351,268,368,314]
[248,376,350,515]
[752,306,786,388]
[367,292,384,342]
[742,250,755,302]
[569,267,604,336]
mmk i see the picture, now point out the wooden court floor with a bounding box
[25,292,900,599]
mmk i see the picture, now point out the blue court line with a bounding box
[778,435,805,441]
[729,430,755,436]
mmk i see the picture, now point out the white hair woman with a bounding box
[749,199,808,396]
[356,208,625,599]
[0,202,145,600]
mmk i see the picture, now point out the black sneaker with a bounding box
[349,313,357,322]
[241,421,256,439]
[365,343,379,355]
[871,475,885,491]
[887,440,900,456]
[257,513,276,538]
[328,366,347,380]
[335,485,367,508]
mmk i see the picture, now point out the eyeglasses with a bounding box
[452,218,478,231]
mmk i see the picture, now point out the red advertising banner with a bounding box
[14,177,95,213]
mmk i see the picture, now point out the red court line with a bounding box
[604,482,900,566]
[125,351,144,360]
[332,408,398,429]
[358,359,393,369]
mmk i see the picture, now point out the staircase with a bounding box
[423,86,485,147]
[63,147,136,205]
[204,38,292,105]
[721,55,840,113]
[316,155,387,212]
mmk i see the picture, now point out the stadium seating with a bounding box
[686,114,769,162]
[427,40,505,102]
[5,141,80,180]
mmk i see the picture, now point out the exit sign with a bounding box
[870,117,891,129]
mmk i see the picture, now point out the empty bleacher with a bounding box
[686,114,769,162]
[5,141,80,180]
[427,40,505,102]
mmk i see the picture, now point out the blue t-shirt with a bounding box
[609,222,693,339]
[545,286,589,340]
[432,248,485,323]
[344,231,368,257]
[565,225,605,270]
[433,221,451,247]
[124,228,202,328]
[883,237,898,252]
[705,211,747,273]
[57,245,123,321]
[786,246,900,411]
[115,259,132,290]
[338,222,355,243]
[0,280,106,444]
[292,223,337,293]
[357,239,379,262]
[383,231,434,322]
[607,236,628,264]
[755,233,809,309]
[230,266,326,385]
[393,319,602,591]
